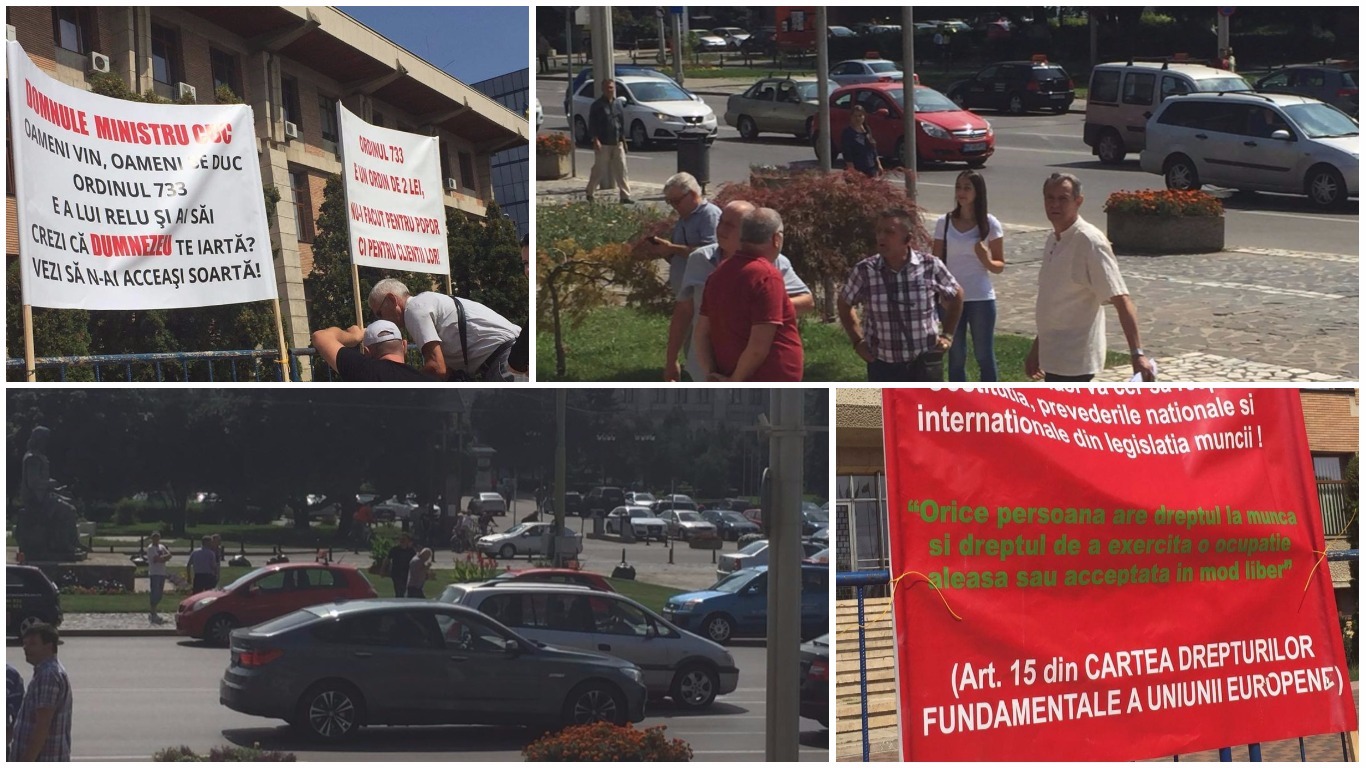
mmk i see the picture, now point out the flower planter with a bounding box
[536,151,570,181]
[689,537,724,550]
[1107,212,1224,255]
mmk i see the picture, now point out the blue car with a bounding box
[661,565,828,645]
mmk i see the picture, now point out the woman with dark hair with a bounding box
[932,170,1005,381]
[841,105,882,177]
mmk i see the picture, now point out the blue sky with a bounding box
[339,7,529,85]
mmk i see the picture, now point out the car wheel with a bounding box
[573,115,590,147]
[1163,155,1200,191]
[702,613,735,644]
[736,115,759,140]
[563,681,627,726]
[1305,165,1348,209]
[1007,94,1026,114]
[629,120,650,151]
[205,614,238,647]
[1096,129,1125,165]
[499,543,517,559]
[297,682,364,741]
[671,663,720,709]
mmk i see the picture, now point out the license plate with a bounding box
[963,142,986,152]
[1051,93,1067,99]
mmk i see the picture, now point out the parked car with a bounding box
[945,59,1075,114]
[585,486,626,516]
[651,496,699,516]
[7,565,62,639]
[740,26,777,56]
[659,509,718,540]
[1254,62,1358,118]
[716,538,825,578]
[468,492,507,516]
[372,495,417,521]
[477,522,584,560]
[439,583,738,709]
[829,58,904,87]
[605,506,669,542]
[545,491,586,517]
[799,634,830,726]
[801,505,829,536]
[662,565,829,644]
[623,491,656,506]
[176,563,377,646]
[534,96,543,129]
[827,25,856,39]
[815,82,994,168]
[1139,91,1359,209]
[220,600,648,738]
[1084,60,1251,164]
[711,26,750,50]
[804,547,830,565]
[688,30,728,52]
[725,77,835,139]
[472,568,616,592]
[563,64,673,116]
[700,509,761,541]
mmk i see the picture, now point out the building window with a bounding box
[836,474,891,598]
[319,96,340,148]
[52,8,94,54]
[291,170,314,243]
[458,151,476,190]
[1313,454,1351,538]
[150,23,181,85]
[210,48,241,100]
[281,77,301,128]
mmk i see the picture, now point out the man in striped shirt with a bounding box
[838,209,963,381]
[9,623,71,761]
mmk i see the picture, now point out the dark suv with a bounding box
[7,565,63,639]
[946,60,1075,114]
[1255,63,1358,118]
[585,486,625,516]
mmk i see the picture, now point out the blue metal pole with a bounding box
[1219,747,1232,761]
[1248,743,1261,761]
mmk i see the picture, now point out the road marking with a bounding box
[991,146,1094,156]
[1125,273,1345,300]
[1232,210,1358,225]
[1230,247,1357,263]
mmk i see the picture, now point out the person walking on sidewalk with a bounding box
[145,532,172,623]
[585,79,633,204]
[1026,172,1155,383]
[9,623,72,762]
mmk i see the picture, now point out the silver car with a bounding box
[830,58,904,86]
[439,584,738,709]
[659,510,717,541]
[1140,91,1358,209]
[717,538,770,578]
[605,506,669,542]
[477,522,583,560]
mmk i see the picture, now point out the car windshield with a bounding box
[711,570,756,593]
[795,82,833,100]
[222,567,269,592]
[886,86,960,114]
[1192,77,1252,93]
[501,523,533,536]
[722,511,750,523]
[628,508,655,519]
[868,61,900,74]
[1282,102,1360,138]
[829,26,855,37]
[677,511,701,522]
[738,540,768,555]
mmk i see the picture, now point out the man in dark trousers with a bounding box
[585,79,633,204]
[311,320,434,382]
[386,533,416,599]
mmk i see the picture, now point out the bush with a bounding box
[1103,189,1223,217]
[537,132,573,155]
[522,722,692,762]
[152,744,296,761]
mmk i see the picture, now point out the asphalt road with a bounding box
[536,80,1359,256]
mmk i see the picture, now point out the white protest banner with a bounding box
[7,42,277,310]
[338,102,449,275]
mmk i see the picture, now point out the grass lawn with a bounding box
[538,306,1125,382]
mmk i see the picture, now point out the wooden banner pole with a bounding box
[23,304,36,382]
[352,264,364,328]
[271,298,290,382]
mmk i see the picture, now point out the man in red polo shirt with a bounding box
[695,207,804,381]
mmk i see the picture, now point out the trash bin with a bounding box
[676,130,713,192]
[592,515,605,536]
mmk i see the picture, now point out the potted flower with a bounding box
[537,132,573,181]
[1103,189,1224,255]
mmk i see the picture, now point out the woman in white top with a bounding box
[933,170,1006,381]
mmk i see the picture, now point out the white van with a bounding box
[1084,59,1250,163]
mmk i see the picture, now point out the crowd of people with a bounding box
[643,169,1154,383]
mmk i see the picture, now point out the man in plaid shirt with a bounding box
[838,209,964,381]
[9,623,71,761]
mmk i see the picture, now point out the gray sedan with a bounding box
[220,600,647,740]
[659,509,718,541]
[829,58,904,86]
[724,77,836,139]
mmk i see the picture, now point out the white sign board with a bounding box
[338,103,449,275]
[6,41,277,310]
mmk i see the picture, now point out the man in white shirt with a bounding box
[145,532,172,623]
[368,278,521,381]
[1027,172,1155,382]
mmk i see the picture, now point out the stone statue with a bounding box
[17,426,85,560]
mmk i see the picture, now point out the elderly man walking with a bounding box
[838,209,964,382]
[368,279,521,381]
[642,173,721,296]
[1026,172,1155,382]
[666,199,814,381]
[695,208,804,382]
[585,78,633,204]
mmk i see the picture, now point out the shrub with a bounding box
[522,722,692,762]
[449,551,503,582]
[152,744,295,761]
[537,132,573,155]
[1103,189,1223,217]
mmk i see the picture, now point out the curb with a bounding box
[59,628,180,637]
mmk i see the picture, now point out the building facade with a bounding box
[471,69,529,237]
[6,6,526,352]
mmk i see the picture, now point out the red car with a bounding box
[814,82,994,167]
[175,562,377,646]
[483,568,616,592]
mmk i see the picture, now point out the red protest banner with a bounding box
[883,388,1356,761]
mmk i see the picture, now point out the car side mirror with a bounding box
[616,96,629,108]
[646,623,659,639]
[503,638,521,656]
[1270,129,1292,141]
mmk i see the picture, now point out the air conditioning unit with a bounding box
[6,25,17,43]
[87,51,111,74]
[445,177,459,191]
[283,121,300,141]
[177,82,197,102]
